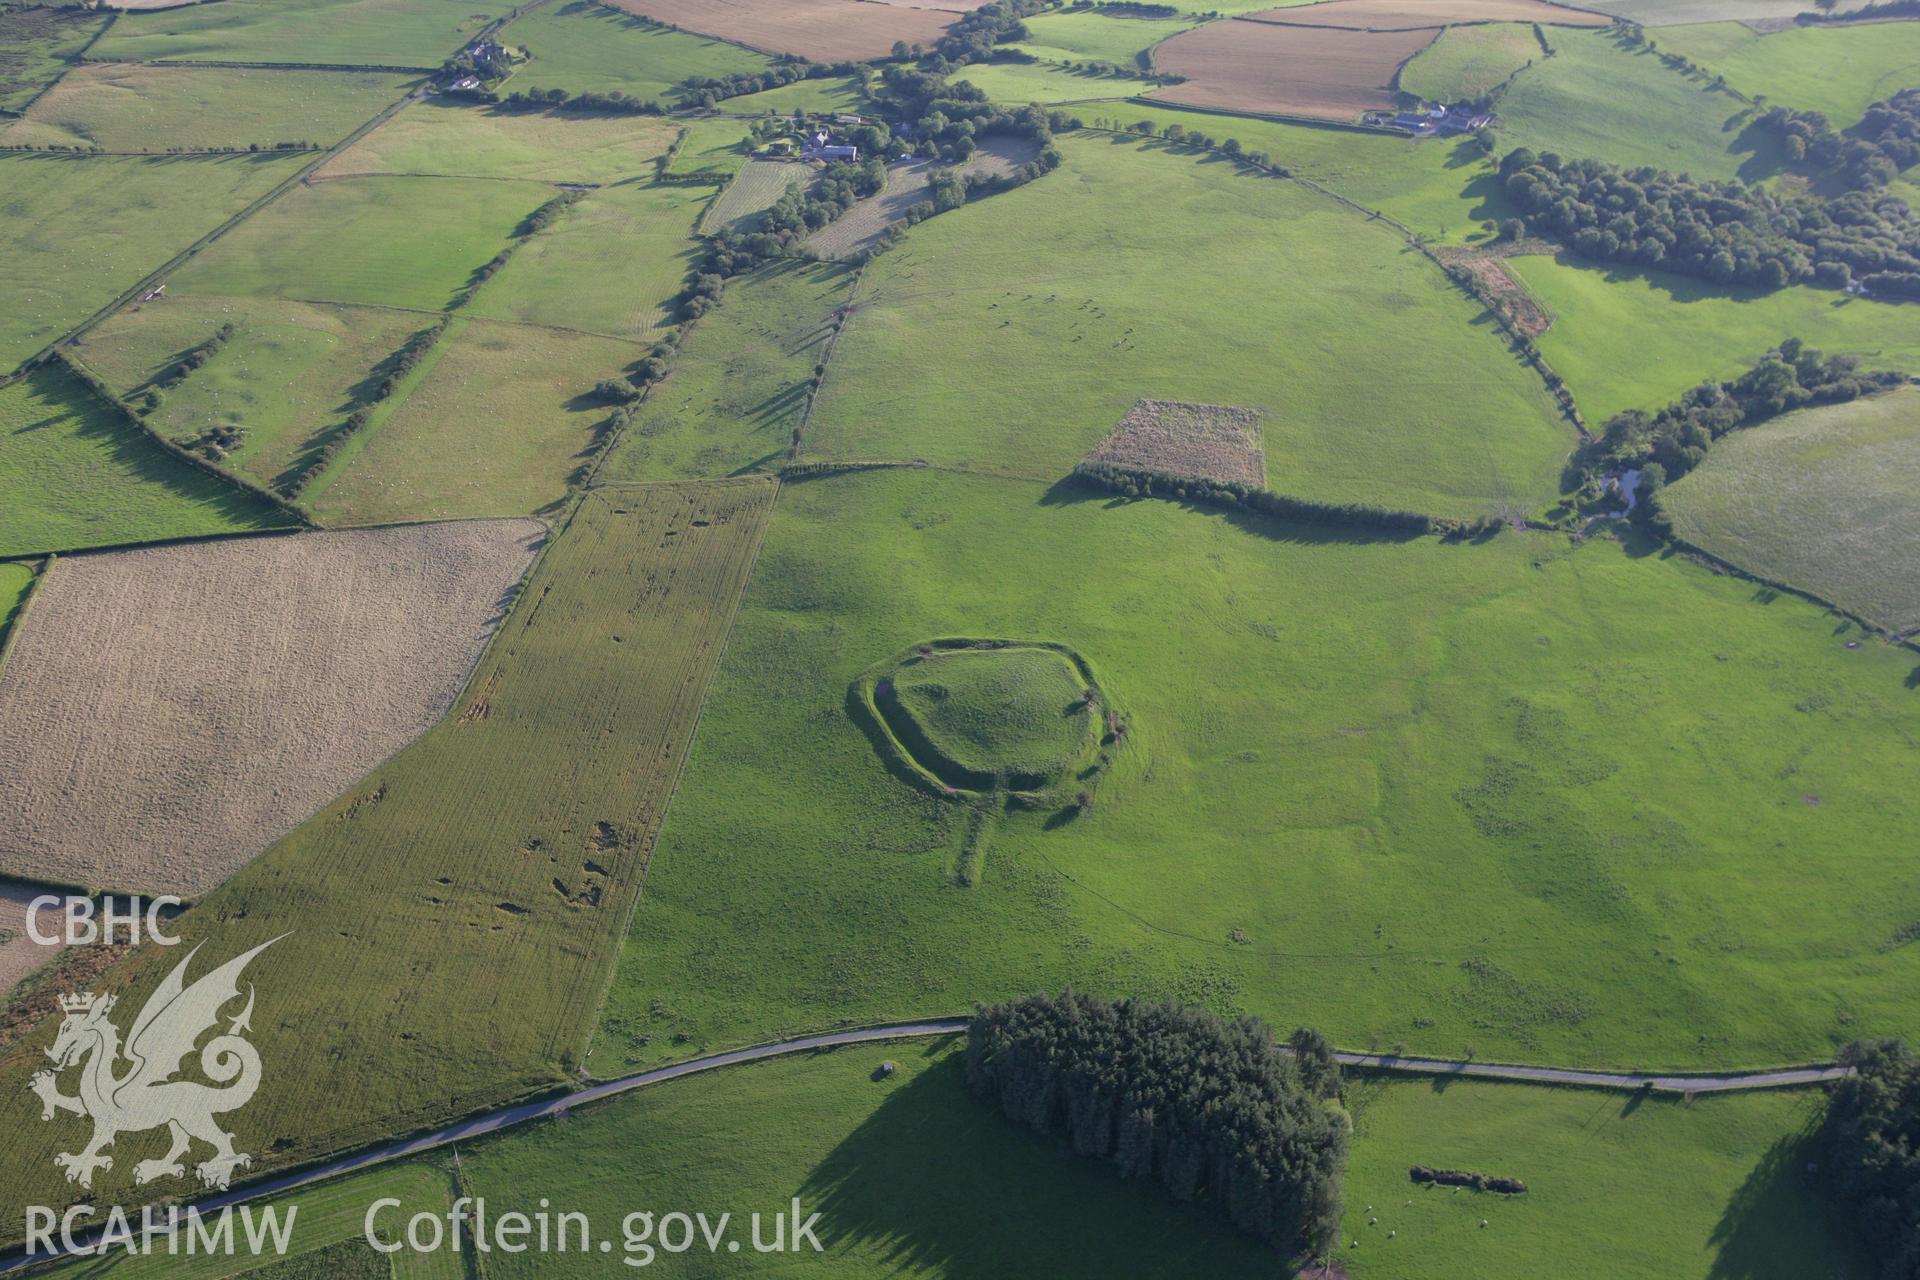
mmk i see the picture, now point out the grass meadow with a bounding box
[1398,22,1544,101]
[1653,19,1920,126]
[504,0,770,104]
[319,100,679,184]
[0,65,412,152]
[0,151,307,371]
[668,117,754,176]
[307,317,637,523]
[597,259,858,483]
[0,563,34,656]
[91,0,504,67]
[0,366,289,558]
[804,135,1570,518]
[1012,8,1199,66]
[0,482,777,1227]
[1666,386,1920,635]
[719,74,872,116]
[1506,253,1920,423]
[592,466,1920,1076]
[464,179,704,340]
[75,294,428,494]
[953,61,1156,105]
[0,5,107,114]
[170,174,553,312]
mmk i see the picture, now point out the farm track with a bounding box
[0,1019,1857,1271]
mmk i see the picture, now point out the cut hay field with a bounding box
[955,60,1156,104]
[463,179,704,339]
[700,158,814,234]
[73,294,429,495]
[1505,253,1920,423]
[306,318,639,523]
[1399,21,1543,100]
[719,73,871,115]
[1244,0,1608,27]
[318,101,678,184]
[1148,19,1437,121]
[597,259,857,483]
[1653,19,1920,128]
[0,481,777,1221]
[0,520,543,897]
[0,6,108,113]
[0,65,413,152]
[169,174,553,313]
[805,139,1042,260]
[602,0,956,61]
[1493,28,1783,180]
[805,135,1569,517]
[593,466,1920,1077]
[503,0,771,105]
[0,151,307,371]
[0,367,290,559]
[1665,387,1920,636]
[1012,9,1200,65]
[90,0,505,67]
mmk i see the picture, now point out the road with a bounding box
[0,1019,1854,1271]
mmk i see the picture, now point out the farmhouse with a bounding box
[1385,102,1494,137]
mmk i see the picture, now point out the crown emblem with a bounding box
[58,992,98,1014]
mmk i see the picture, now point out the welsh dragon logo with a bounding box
[28,937,282,1191]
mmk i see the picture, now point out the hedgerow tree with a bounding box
[1825,1039,1920,1278]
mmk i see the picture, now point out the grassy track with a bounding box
[0,66,416,152]
[1399,22,1543,101]
[0,481,778,1227]
[1653,19,1920,125]
[0,5,108,113]
[90,0,505,67]
[804,134,1570,518]
[319,100,679,184]
[1665,386,1920,635]
[0,366,291,558]
[1011,9,1199,65]
[0,151,308,371]
[169,173,556,312]
[593,466,1920,1075]
[502,0,770,103]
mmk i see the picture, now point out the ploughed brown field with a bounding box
[601,0,957,60]
[0,520,544,898]
[1240,0,1611,29]
[1150,20,1437,121]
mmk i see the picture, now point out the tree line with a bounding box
[966,991,1349,1257]
[679,55,864,109]
[140,322,234,411]
[285,319,448,496]
[1072,461,1451,536]
[452,84,666,115]
[1499,147,1920,297]
[1824,1039,1920,1279]
[1757,88,1920,191]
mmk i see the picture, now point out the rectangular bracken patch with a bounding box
[1084,399,1266,486]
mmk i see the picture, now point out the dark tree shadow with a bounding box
[1706,1116,1868,1280]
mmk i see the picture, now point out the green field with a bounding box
[0,65,412,152]
[464,178,703,340]
[1665,386,1920,636]
[74,294,429,494]
[1653,19,1920,128]
[720,74,870,116]
[0,151,307,371]
[1012,8,1199,67]
[1581,0,1872,24]
[1399,23,1544,102]
[1506,253,1920,424]
[0,5,108,114]
[321,100,678,183]
[170,174,552,312]
[504,0,770,104]
[0,562,34,657]
[597,259,856,483]
[804,135,1571,518]
[593,466,1920,1075]
[1494,28,1783,182]
[91,0,503,67]
[952,60,1156,105]
[307,316,637,523]
[667,117,754,176]
[0,366,290,558]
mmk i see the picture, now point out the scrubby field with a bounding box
[1149,20,1437,121]
[0,65,412,152]
[306,318,640,523]
[464,179,703,339]
[504,0,771,105]
[953,60,1155,103]
[1398,21,1543,100]
[91,0,504,67]
[73,295,429,495]
[700,158,814,234]
[0,151,306,370]
[594,466,1920,1075]
[318,101,678,184]
[1665,388,1920,636]
[1652,19,1920,127]
[0,367,289,558]
[805,139,1042,259]
[0,6,109,113]
[170,174,552,312]
[603,0,957,60]
[1012,8,1199,65]
[805,136,1568,517]
[1506,253,1920,424]
[0,482,776,1216]
[1084,398,1266,485]
[597,259,857,483]
[0,520,543,896]
[1245,0,1607,27]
